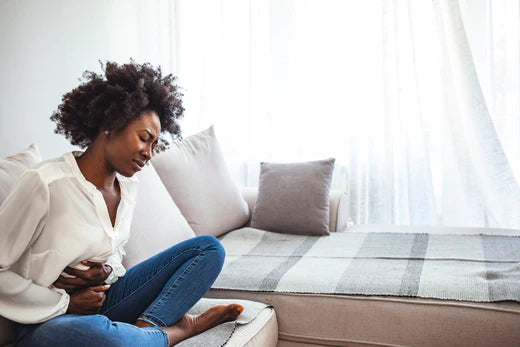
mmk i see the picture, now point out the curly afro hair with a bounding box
[51,60,184,152]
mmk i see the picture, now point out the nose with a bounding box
[141,145,152,161]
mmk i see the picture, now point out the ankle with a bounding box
[135,319,155,328]
[163,322,193,346]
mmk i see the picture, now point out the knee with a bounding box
[35,314,88,337]
[34,315,121,347]
[197,235,225,265]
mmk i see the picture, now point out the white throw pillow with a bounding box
[125,163,196,269]
[0,144,41,346]
[152,125,250,237]
[0,144,42,206]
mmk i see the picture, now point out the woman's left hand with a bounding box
[53,261,113,293]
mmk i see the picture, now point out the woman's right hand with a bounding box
[66,284,110,314]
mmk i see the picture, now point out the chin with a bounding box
[117,168,137,177]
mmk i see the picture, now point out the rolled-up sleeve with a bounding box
[0,170,70,324]
[104,245,127,285]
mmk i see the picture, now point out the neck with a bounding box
[75,145,117,192]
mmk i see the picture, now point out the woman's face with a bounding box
[104,111,161,177]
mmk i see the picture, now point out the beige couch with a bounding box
[205,188,520,347]
[2,141,519,347]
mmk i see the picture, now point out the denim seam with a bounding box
[103,247,203,316]
[157,326,170,347]
[140,326,170,346]
[139,250,204,326]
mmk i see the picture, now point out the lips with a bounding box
[133,159,146,170]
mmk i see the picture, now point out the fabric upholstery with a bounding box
[125,163,196,268]
[225,307,278,347]
[206,290,520,347]
[152,126,249,237]
[330,191,349,232]
[250,158,335,235]
[214,228,520,302]
[0,144,41,205]
[241,187,348,232]
[177,298,272,347]
[0,144,41,347]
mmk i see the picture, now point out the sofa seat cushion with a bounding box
[177,297,277,347]
[223,306,278,347]
[211,225,520,346]
[205,290,520,347]
[213,227,520,302]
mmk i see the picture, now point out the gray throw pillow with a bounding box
[250,158,335,236]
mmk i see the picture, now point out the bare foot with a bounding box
[136,303,244,346]
[177,303,243,336]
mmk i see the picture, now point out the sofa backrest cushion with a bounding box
[151,125,250,237]
[0,144,41,205]
[0,144,41,346]
[125,163,196,268]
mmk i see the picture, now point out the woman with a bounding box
[0,61,243,346]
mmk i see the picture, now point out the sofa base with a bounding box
[224,306,278,347]
[206,289,520,347]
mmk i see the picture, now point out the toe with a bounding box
[229,304,243,319]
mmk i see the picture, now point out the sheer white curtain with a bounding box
[171,0,520,229]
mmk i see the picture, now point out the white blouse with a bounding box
[0,151,138,324]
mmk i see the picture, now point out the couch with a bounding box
[2,129,520,346]
[129,157,520,347]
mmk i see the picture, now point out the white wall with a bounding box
[0,0,174,159]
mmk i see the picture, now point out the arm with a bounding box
[53,261,113,292]
[0,171,70,324]
[53,243,127,290]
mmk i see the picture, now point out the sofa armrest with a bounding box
[330,190,349,232]
[240,187,349,232]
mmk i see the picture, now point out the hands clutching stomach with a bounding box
[53,260,113,315]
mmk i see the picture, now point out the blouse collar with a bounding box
[63,151,136,205]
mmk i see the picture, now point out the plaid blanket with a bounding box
[213,228,520,302]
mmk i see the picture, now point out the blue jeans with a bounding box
[14,235,226,347]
